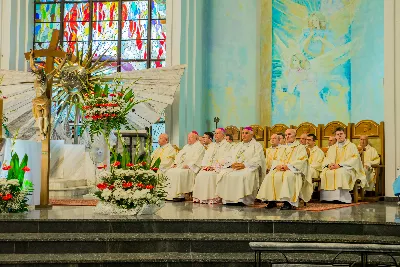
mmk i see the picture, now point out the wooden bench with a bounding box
[250,241,400,267]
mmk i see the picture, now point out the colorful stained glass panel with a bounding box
[93,2,119,21]
[92,62,118,76]
[92,41,118,60]
[64,21,90,42]
[34,42,50,50]
[122,1,148,20]
[151,0,166,20]
[34,23,61,42]
[64,3,90,22]
[122,40,148,60]
[62,42,89,55]
[121,61,148,72]
[92,21,119,40]
[121,20,148,40]
[151,61,166,68]
[151,40,166,60]
[151,20,166,39]
[35,4,61,22]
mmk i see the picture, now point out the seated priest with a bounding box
[225,134,233,143]
[257,129,311,210]
[164,131,205,201]
[359,135,380,191]
[320,127,367,203]
[265,134,282,174]
[193,128,232,204]
[151,133,177,174]
[328,136,337,147]
[299,133,308,146]
[277,132,286,145]
[215,126,266,206]
[306,133,325,180]
[202,132,215,150]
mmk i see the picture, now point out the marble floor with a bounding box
[0,201,399,223]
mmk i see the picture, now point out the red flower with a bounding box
[112,161,121,167]
[126,163,133,167]
[145,185,154,190]
[97,183,108,190]
[22,166,30,172]
[97,164,107,170]
[136,182,144,188]
[141,162,147,166]
[109,93,116,97]
[2,165,11,171]
[122,181,133,188]
[118,92,124,97]
[101,93,106,97]
[108,185,115,190]
[2,194,12,201]
[2,96,7,99]
[151,167,159,172]
[111,114,117,117]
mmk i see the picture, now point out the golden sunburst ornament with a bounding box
[52,42,115,117]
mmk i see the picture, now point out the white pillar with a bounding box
[384,0,400,197]
[165,0,182,146]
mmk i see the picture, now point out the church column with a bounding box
[177,0,206,146]
[383,0,400,197]
[0,0,33,71]
[165,0,182,146]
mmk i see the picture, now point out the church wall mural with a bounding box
[270,0,384,126]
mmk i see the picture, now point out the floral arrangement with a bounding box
[80,83,145,140]
[0,152,33,213]
[94,156,166,215]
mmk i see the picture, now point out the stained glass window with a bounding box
[33,0,166,70]
[34,0,167,145]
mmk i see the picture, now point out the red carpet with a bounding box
[50,199,98,206]
[251,202,368,211]
[50,199,367,211]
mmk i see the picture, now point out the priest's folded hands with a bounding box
[327,163,341,170]
[231,163,245,170]
[275,164,289,171]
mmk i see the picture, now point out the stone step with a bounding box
[0,252,398,266]
[0,219,398,236]
[49,186,91,198]
[0,233,399,254]
[49,179,88,189]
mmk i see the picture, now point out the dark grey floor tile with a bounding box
[191,241,251,253]
[189,222,248,233]
[0,222,38,233]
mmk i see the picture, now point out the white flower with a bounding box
[7,179,19,186]
[101,189,112,200]
[0,179,6,185]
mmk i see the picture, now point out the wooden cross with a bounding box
[23,30,74,209]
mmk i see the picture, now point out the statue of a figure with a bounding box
[29,50,69,140]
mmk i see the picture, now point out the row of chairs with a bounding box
[224,120,385,201]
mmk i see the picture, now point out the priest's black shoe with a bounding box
[172,198,185,202]
[225,202,245,206]
[280,201,295,210]
[265,201,277,209]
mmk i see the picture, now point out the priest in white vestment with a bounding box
[265,134,282,174]
[215,127,266,206]
[328,136,337,147]
[151,133,176,174]
[359,135,380,191]
[202,132,215,150]
[277,133,286,145]
[306,133,325,180]
[193,128,232,204]
[299,133,307,146]
[320,127,367,203]
[257,129,311,210]
[164,131,205,201]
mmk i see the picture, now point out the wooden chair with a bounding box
[250,124,267,149]
[225,125,241,143]
[350,120,385,197]
[266,124,289,148]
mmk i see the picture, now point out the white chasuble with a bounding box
[320,140,366,203]
[257,140,311,204]
[265,146,281,171]
[151,143,176,173]
[164,141,205,199]
[308,146,325,179]
[362,144,380,191]
[193,139,232,203]
[215,139,266,205]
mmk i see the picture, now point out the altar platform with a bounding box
[0,202,399,266]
